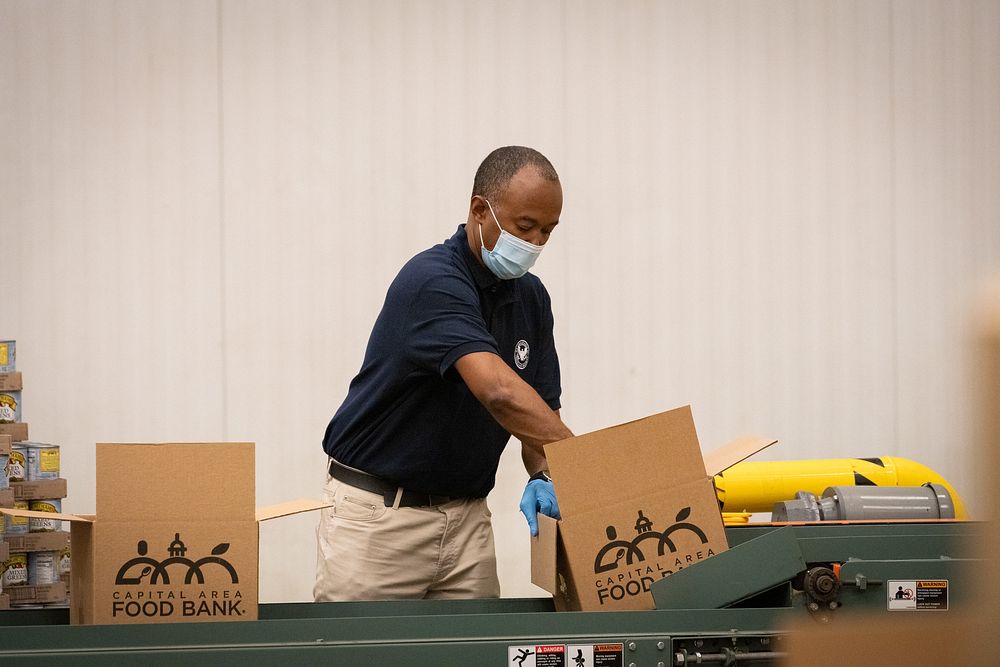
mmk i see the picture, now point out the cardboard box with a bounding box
[0,488,13,507]
[0,442,327,625]
[11,478,68,501]
[7,582,68,605]
[531,406,775,612]
[0,372,22,392]
[782,613,983,666]
[0,594,9,610]
[1,433,11,455]
[2,531,70,553]
[0,541,9,562]
[0,422,28,442]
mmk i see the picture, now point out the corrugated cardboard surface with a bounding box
[0,422,28,441]
[97,443,255,521]
[256,498,331,522]
[1,441,329,625]
[8,582,67,604]
[559,477,728,611]
[533,406,775,612]
[78,520,259,624]
[545,406,706,517]
[0,433,10,455]
[1,531,70,553]
[12,478,67,500]
[703,436,778,476]
[70,521,95,624]
[0,372,22,392]
[780,613,981,666]
[530,514,559,596]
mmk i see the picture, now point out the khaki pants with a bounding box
[313,474,501,601]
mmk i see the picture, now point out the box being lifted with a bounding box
[0,442,328,625]
[531,405,776,612]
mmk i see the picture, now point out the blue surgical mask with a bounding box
[478,199,543,280]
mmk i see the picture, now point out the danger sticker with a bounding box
[887,579,949,610]
[508,645,566,667]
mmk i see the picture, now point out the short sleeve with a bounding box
[529,284,562,410]
[400,271,499,377]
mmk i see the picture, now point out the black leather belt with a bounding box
[328,459,457,508]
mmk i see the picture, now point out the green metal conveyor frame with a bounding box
[0,522,982,666]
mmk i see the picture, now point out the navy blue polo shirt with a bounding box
[322,224,561,498]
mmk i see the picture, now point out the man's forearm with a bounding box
[482,378,572,457]
[455,351,573,459]
[522,442,548,476]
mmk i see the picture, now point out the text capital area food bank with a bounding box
[111,589,245,619]
[106,529,250,619]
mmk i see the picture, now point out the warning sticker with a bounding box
[565,643,624,666]
[887,579,949,610]
[508,644,566,667]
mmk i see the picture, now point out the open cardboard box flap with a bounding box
[256,499,331,521]
[530,514,560,593]
[703,435,777,476]
[545,406,708,516]
[545,406,776,517]
[0,499,332,524]
[531,406,777,610]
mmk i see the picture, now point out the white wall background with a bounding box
[2,0,998,602]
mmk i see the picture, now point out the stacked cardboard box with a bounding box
[0,340,70,609]
[1,442,328,625]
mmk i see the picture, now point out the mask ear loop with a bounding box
[482,198,504,252]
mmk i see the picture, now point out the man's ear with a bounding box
[469,195,490,221]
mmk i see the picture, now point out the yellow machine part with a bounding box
[714,456,969,520]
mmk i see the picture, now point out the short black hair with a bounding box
[472,146,559,201]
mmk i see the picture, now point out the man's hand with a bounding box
[520,478,560,537]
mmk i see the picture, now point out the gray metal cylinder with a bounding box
[772,483,955,521]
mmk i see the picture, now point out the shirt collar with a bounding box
[454,224,503,291]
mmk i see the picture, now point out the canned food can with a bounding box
[7,444,27,482]
[28,499,62,532]
[6,500,30,535]
[57,545,72,577]
[0,390,20,423]
[0,340,14,373]
[28,551,58,585]
[0,453,9,489]
[26,443,60,480]
[2,552,28,587]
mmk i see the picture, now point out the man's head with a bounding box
[468,146,563,278]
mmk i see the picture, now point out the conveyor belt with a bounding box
[0,522,981,666]
[0,600,791,665]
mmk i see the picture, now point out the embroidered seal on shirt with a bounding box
[514,339,530,370]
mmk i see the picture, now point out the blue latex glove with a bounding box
[520,478,560,537]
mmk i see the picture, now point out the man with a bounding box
[315,146,573,601]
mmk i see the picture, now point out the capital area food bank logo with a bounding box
[111,533,244,619]
[592,508,714,605]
